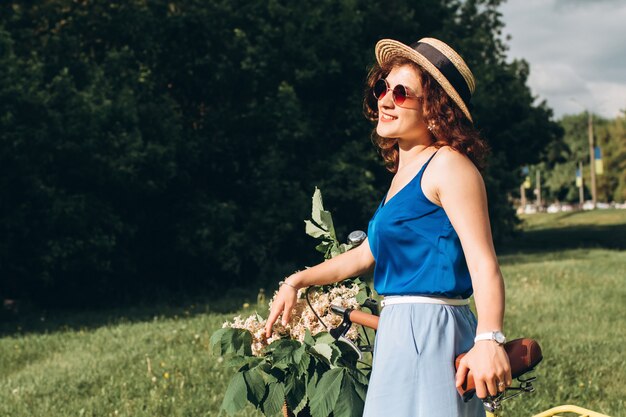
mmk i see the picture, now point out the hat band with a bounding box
[411,41,472,109]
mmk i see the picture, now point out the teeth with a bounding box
[381,114,397,120]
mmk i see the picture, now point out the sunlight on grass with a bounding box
[1,210,624,416]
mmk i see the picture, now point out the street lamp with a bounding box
[569,99,597,209]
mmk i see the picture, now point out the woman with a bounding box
[264,37,511,416]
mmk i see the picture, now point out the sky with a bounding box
[499,0,626,119]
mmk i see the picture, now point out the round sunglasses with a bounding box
[372,78,422,106]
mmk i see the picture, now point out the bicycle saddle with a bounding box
[455,338,543,401]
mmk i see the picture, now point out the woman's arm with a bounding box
[425,147,512,398]
[264,237,375,338]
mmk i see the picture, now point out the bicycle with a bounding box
[312,230,612,417]
[328,304,610,417]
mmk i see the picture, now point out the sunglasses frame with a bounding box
[373,78,423,107]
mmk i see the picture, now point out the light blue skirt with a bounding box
[362,300,485,417]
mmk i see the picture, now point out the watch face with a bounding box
[494,331,506,344]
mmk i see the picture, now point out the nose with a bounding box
[378,87,395,109]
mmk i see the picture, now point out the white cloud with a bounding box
[527,63,589,96]
[587,81,626,117]
[499,0,626,118]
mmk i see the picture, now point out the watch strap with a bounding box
[474,331,506,345]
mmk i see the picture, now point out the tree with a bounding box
[530,112,626,205]
[0,0,561,307]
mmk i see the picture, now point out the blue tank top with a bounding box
[367,151,473,298]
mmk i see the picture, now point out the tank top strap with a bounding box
[417,149,439,179]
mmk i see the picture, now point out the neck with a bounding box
[397,136,435,170]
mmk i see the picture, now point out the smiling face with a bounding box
[375,65,430,143]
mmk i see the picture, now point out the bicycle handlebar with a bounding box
[330,305,543,400]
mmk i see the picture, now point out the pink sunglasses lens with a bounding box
[392,85,407,105]
[373,79,388,100]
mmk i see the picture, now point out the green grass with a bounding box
[1,210,625,417]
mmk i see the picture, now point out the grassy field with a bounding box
[1,210,625,417]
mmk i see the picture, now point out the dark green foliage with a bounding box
[532,112,626,204]
[212,326,369,417]
[0,0,557,307]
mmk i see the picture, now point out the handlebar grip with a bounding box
[340,308,543,401]
[347,309,379,330]
[455,338,543,400]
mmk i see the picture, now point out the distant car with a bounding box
[524,204,537,214]
[582,201,595,210]
[547,204,560,213]
[597,202,611,209]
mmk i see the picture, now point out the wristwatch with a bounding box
[474,331,506,345]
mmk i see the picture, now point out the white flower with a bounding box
[224,282,363,356]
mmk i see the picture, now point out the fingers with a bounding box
[466,358,512,398]
[281,302,292,325]
[496,368,512,393]
[473,374,499,398]
[499,364,513,393]
[474,381,488,399]
[454,358,469,388]
[264,305,281,338]
[264,287,297,338]
[485,375,498,397]
[478,368,512,398]
[464,342,513,398]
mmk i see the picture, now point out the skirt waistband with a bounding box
[380,295,470,308]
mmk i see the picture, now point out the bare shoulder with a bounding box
[430,146,480,177]
[422,146,484,204]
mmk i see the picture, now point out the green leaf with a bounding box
[210,328,253,357]
[269,339,302,370]
[310,340,342,367]
[334,340,360,365]
[332,370,365,417]
[354,380,368,401]
[293,394,309,416]
[345,367,369,388]
[329,245,342,259]
[295,349,311,376]
[303,329,315,347]
[309,343,333,365]
[284,371,307,411]
[259,368,279,385]
[313,332,336,344]
[225,356,248,368]
[329,343,343,366]
[309,368,343,417]
[338,243,352,254]
[355,278,372,305]
[220,372,248,415]
[311,187,325,225]
[226,355,263,369]
[306,369,320,402]
[243,368,267,406]
[262,382,285,417]
[305,219,328,238]
[314,241,331,255]
[318,209,336,240]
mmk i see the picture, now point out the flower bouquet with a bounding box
[211,188,373,417]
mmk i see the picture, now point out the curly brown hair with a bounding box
[363,56,489,172]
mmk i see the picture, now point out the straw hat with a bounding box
[375,38,475,122]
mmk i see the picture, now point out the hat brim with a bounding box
[375,39,473,122]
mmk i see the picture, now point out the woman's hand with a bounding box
[264,279,298,338]
[455,341,512,398]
